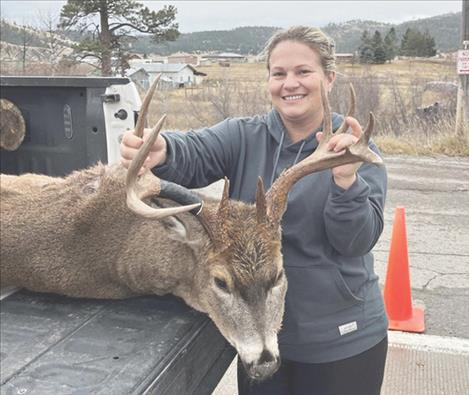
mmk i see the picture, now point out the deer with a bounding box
[0,77,382,381]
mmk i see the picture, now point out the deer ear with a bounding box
[217,177,230,217]
[256,177,267,225]
[196,178,230,250]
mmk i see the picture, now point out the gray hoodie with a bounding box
[154,108,388,363]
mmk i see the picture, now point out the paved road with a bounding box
[373,155,469,338]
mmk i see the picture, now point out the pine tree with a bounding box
[384,27,398,62]
[400,28,414,56]
[358,30,373,64]
[59,0,180,75]
[400,28,437,58]
[422,30,437,57]
[371,30,386,64]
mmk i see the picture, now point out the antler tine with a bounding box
[126,114,201,218]
[348,112,378,163]
[134,74,161,138]
[320,81,333,138]
[265,83,382,226]
[363,112,375,142]
[334,83,356,135]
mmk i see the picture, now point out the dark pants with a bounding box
[238,336,388,395]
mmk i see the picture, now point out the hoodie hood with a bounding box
[266,108,344,153]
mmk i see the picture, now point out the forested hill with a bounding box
[130,12,461,54]
[131,26,280,55]
[0,12,461,55]
[323,12,460,53]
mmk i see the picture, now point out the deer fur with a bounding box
[0,163,286,380]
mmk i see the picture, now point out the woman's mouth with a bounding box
[282,94,306,101]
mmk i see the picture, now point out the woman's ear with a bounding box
[326,71,336,92]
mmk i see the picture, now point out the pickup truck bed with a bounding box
[0,290,235,394]
[0,76,235,394]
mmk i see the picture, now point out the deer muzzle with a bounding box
[242,348,281,381]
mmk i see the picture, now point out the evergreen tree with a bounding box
[422,30,437,57]
[59,0,180,75]
[358,30,374,64]
[400,28,414,56]
[400,28,437,57]
[384,27,398,62]
[371,30,386,64]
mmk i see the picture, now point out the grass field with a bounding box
[147,59,468,156]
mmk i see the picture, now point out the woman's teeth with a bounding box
[284,95,304,101]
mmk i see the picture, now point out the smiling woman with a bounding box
[120,25,388,395]
[267,41,335,142]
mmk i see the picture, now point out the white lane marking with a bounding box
[388,331,469,356]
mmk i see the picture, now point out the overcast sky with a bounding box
[0,1,463,33]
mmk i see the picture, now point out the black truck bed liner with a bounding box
[0,290,235,394]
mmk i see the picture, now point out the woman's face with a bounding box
[268,40,335,127]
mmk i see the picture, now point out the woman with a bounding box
[120,26,388,395]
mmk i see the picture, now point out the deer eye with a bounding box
[214,277,229,293]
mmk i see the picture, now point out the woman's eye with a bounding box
[214,277,229,293]
[271,72,285,78]
[299,70,312,75]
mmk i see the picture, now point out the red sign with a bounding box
[457,50,469,75]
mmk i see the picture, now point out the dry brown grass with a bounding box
[375,133,469,156]
[147,59,466,157]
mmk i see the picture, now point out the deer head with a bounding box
[125,76,382,380]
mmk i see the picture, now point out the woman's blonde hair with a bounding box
[262,26,336,74]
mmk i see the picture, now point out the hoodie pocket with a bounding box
[279,264,365,345]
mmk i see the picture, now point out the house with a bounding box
[126,67,150,91]
[168,52,199,66]
[336,53,355,64]
[130,63,207,88]
[201,52,247,64]
[128,57,165,68]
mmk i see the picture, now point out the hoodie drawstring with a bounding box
[269,134,307,187]
[270,131,285,187]
[293,140,307,166]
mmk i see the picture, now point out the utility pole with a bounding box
[455,0,469,137]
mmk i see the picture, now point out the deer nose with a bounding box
[246,350,280,381]
[259,348,276,365]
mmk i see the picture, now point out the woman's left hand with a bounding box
[316,116,363,190]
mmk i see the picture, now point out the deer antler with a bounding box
[125,76,231,244]
[126,76,202,218]
[264,82,383,226]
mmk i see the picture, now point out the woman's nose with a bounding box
[283,73,300,89]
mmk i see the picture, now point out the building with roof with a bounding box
[201,52,247,64]
[336,53,356,64]
[129,63,207,88]
[126,67,151,91]
[168,52,199,66]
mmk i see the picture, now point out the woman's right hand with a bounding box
[120,128,168,174]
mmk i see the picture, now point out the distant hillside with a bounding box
[131,12,460,54]
[395,13,460,52]
[130,26,280,55]
[322,20,392,53]
[322,12,460,53]
[0,12,461,56]
[0,19,73,49]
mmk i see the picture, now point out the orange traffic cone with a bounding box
[384,207,425,333]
